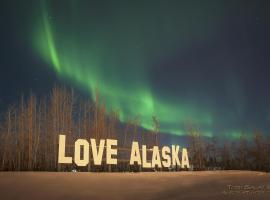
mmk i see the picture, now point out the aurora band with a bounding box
[58,135,190,168]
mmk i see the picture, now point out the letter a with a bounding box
[181,148,190,168]
[130,141,141,165]
[152,146,162,168]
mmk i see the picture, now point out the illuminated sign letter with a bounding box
[74,139,89,166]
[152,146,162,168]
[142,145,151,168]
[181,148,190,168]
[162,146,171,168]
[91,139,105,165]
[106,139,118,165]
[130,141,141,165]
[171,145,181,166]
[58,135,72,164]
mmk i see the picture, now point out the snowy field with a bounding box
[0,171,269,200]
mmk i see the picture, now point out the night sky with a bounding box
[1,0,270,139]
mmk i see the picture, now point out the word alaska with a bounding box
[58,134,190,168]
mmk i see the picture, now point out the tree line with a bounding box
[0,86,160,171]
[187,126,270,172]
[0,86,269,172]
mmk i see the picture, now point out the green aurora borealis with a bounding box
[30,1,266,139]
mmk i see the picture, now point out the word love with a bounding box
[58,134,190,168]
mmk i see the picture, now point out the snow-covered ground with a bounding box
[0,171,269,200]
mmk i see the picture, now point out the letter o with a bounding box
[74,139,89,166]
